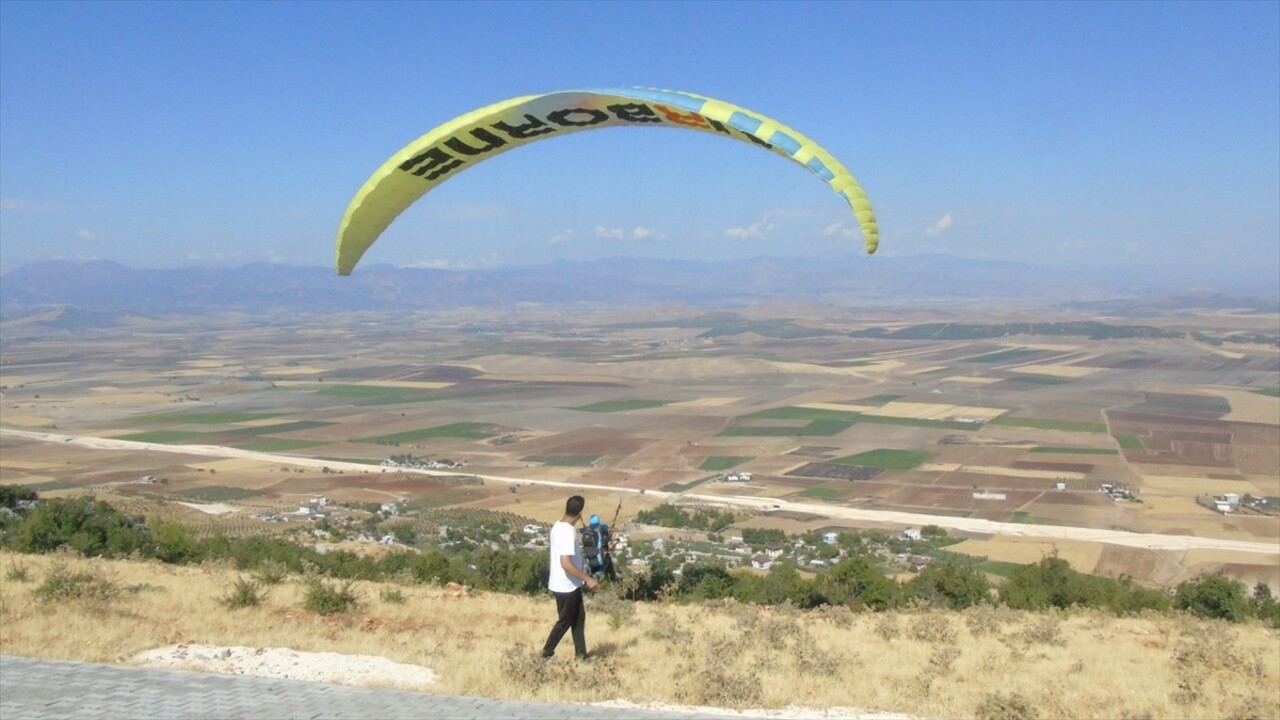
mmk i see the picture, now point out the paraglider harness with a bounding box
[579,498,622,581]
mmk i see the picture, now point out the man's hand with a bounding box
[585,577,599,592]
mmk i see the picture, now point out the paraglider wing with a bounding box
[335,87,878,275]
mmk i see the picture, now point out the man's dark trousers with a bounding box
[542,587,587,657]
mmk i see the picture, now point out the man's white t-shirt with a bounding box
[547,520,584,593]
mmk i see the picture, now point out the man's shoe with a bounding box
[576,653,593,662]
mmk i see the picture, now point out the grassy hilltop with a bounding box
[2,550,1278,720]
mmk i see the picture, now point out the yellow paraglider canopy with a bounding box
[336,87,878,275]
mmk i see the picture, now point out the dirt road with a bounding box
[3,427,1277,557]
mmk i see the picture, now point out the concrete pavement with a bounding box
[0,655,733,720]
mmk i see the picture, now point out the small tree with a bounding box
[1175,572,1250,622]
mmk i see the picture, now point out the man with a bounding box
[542,495,598,660]
[582,514,619,581]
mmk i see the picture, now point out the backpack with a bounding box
[580,525,604,561]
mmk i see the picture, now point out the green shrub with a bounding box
[255,560,288,586]
[220,577,266,609]
[33,562,120,605]
[1248,582,1280,628]
[904,559,991,610]
[305,578,360,615]
[12,496,149,558]
[380,587,406,604]
[5,560,30,583]
[822,555,899,610]
[1175,572,1250,622]
[975,691,1040,720]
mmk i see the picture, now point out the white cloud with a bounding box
[74,229,96,241]
[594,226,660,241]
[725,217,773,240]
[822,222,857,240]
[925,213,954,237]
[548,228,575,245]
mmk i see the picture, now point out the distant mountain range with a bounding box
[0,256,1275,319]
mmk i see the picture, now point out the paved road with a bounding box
[0,656,732,720]
[4,427,1278,557]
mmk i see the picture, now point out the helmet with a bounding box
[589,514,600,526]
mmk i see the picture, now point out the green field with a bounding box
[172,486,264,502]
[1009,375,1072,385]
[1029,446,1119,455]
[1253,387,1280,398]
[1009,511,1065,525]
[731,406,980,433]
[853,414,984,431]
[131,412,280,424]
[988,415,1108,433]
[831,449,931,470]
[360,422,497,443]
[569,399,672,413]
[523,455,601,467]
[718,419,855,437]
[231,420,332,437]
[1114,434,1145,450]
[318,457,382,466]
[966,348,1041,364]
[315,384,436,404]
[798,486,848,500]
[860,394,904,405]
[113,430,213,444]
[745,406,860,421]
[235,439,329,452]
[661,477,715,493]
[699,456,753,471]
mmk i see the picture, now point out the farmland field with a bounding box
[988,416,1109,433]
[2,300,1277,589]
[831,449,932,470]
[359,423,499,443]
[699,456,752,471]
[569,399,672,413]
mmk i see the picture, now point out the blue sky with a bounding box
[1,1,1277,291]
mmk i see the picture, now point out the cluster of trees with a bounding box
[635,504,734,532]
[2,488,1276,627]
[0,492,549,596]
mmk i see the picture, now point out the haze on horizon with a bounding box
[1,2,1277,295]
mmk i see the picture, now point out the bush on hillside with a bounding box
[33,560,121,605]
[304,578,360,615]
[12,496,150,558]
[1175,572,1250,623]
[904,558,991,610]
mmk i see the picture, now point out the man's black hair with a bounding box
[565,495,585,517]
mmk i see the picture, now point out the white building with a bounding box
[902,527,923,541]
[822,532,839,545]
[752,555,774,571]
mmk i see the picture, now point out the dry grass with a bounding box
[1,550,1278,719]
